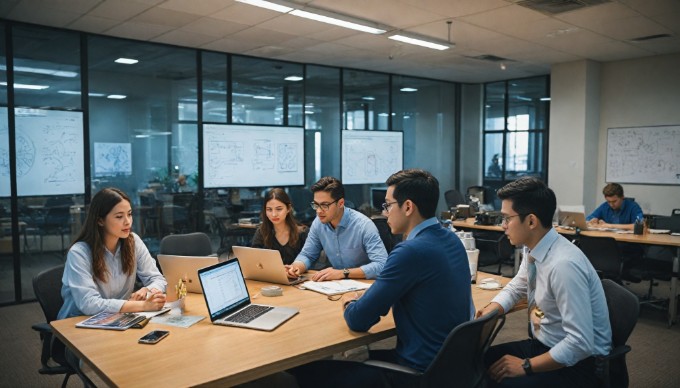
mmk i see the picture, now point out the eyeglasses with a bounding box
[310,199,339,211]
[381,201,399,213]
[501,214,525,225]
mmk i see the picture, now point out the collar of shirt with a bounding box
[528,227,559,264]
[406,217,439,241]
[323,206,351,231]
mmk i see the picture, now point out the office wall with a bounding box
[550,54,680,215]
[459,83,483,193]
[598,53,680,215]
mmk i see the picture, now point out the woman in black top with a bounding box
[251,188,308,265]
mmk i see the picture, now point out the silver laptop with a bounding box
[233,246,307,285]
[157,254,219,293]
[198,259,299,331]
[558,211,610,231]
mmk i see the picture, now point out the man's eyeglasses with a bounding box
[310,199,339,211]
[501,214,526,225]
[381,201,399,213]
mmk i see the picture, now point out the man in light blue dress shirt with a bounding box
[476,177,611,387]
[287,176,387,281]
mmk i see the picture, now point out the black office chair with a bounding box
[371,216,401,254]
[474,231,514,275]
[577,235,624,283]
[159,232,213,256]
[596,279,639,388]
[444,189,466,210]
[39,206,72,253]
[362,309,505,388]
[32,265,93,388]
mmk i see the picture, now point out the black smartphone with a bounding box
[138,330,169,344]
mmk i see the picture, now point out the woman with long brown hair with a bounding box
[251,188,308,265]
[58,188,166,319]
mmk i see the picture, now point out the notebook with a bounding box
[233,246,307,285]
[197,259,299,331]
[157,254,219,294]
[557,211,612,231]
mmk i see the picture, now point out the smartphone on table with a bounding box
[138,330,169,344]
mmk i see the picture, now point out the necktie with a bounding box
[527,254,536,310]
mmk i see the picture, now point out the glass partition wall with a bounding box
[0,21,525,305]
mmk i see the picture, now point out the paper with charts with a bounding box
[342,130,403,184]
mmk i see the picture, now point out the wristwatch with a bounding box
[343,268,350,279]
[522,358,533,376]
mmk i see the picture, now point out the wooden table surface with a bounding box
[51,273,508,387]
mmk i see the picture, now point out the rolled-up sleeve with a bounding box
[491,258,528,314]
[359,222,387,279]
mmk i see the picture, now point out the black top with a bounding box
[251,225,309,265]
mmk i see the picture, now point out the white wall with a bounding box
[550,53,680,216]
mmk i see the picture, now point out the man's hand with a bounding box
[475,302,503,319]
[285,262,306,278]
[488,355,526,383]
[340,291,363,311]
[311,267,343,281]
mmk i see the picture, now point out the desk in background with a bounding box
[52,274,508,387]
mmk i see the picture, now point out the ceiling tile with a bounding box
[459,4,546,34]
[308,0,443,29]
[211,3,282,25]
[201,36,260,53]
[400,0,511,18]
[152,29,217,48]
[181,17,250,38]
[158,0,231,16]
[227,26,299,46]
[89,0,154,20]
[6,0,85,27]
[129,7,201,28]
[258,14,335,36]
[68,15,122,33]
[105,21,173,40]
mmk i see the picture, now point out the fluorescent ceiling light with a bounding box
[107,94,127,99]
[290,9,386,34]
[0,81,49,90]
[0,64,78,78]
[115,58,139,65]
[285,75,304,81]
[58,90,107,97]
[540,97,551,101]
[253,95,275,100]
[135,134,151,138]
[400,87,418,92]
[389,34,450,50]
[235,0,292,13]
[362,96,375,101]
[304,111,314,115]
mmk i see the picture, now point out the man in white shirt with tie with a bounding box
[476,177,611,387]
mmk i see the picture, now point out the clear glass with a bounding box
[505,131,545,180]
[484,133,504,181]
[343,69,389,130]
[484,82,505,131]
[508,77,549,131]
[202,52,228,123]
[231,56,303,125]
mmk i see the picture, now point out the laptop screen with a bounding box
[199,260,250,320]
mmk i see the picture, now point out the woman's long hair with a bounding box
[259,188,301,248]
[72,188,135,283]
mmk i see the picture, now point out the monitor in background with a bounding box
[371,187,387,213]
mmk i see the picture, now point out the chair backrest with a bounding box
[444,189,466,209]
[577,235,622,280]
[33,265,65,323]
[601,279,639,387]
[371,216,400,254]
[159,232,213,256]
[423,309,505,387]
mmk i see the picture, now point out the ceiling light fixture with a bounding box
[0,81,49,90]
[388,34,450,50]
[107,94,127,99]
[289,9,386,34]
[114,58,139,65]
[1,64,78,77]
[235,0,293,13]
[362,96,376,101]
[400,87,418,92]
[285,75,304,81]
[253,95,276,100]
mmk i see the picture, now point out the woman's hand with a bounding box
[142,291,166,311]
[129,287,149,301]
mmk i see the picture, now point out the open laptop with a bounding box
[198,259,299,331]
[233,246,308,285]
[557,211,611,231]
[157,254,219,294]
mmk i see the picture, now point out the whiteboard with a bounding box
[203,124,304,188]
[0,107,9,197]
[606,125,680,185]
[342,130,403,184]
[15,108,85,196]
[94,142,132,177]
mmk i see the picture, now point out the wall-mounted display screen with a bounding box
[342,130,403,185]
[203,124,304,188]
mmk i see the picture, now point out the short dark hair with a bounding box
[602,183,623,197]
[311,176,344,201]
[497,177,556,228]
[385,169,439,218]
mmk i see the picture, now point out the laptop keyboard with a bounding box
[225,305,273,324]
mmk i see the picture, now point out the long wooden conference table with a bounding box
[453,217,680,326]
[51,273,509,387]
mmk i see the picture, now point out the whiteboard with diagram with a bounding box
[342,130,403,184]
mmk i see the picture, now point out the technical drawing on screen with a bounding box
[342,130,403,185]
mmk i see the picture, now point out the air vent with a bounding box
[507,0,610,15]
[469,55,510,62]
[630,34,672,42]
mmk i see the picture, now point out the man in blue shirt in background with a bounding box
[292,169,471,387]
[586,183,643,230]
[287,176,387,281]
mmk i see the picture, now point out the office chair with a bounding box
[32,265,93,388]
[370,216,401,254]
[39,206,72,253]
[159,232,213,256]
[595,279,639,388]
[444,189,466,210]
[362,309,505,388]
[577,235,624,283]
[474,231,514,275]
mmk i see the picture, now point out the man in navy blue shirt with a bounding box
[586,183,643,231]
[292,169,471,387]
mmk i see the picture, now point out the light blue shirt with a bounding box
[295,207,387,279]
[58,233,167,319]
[491,228,612,366]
